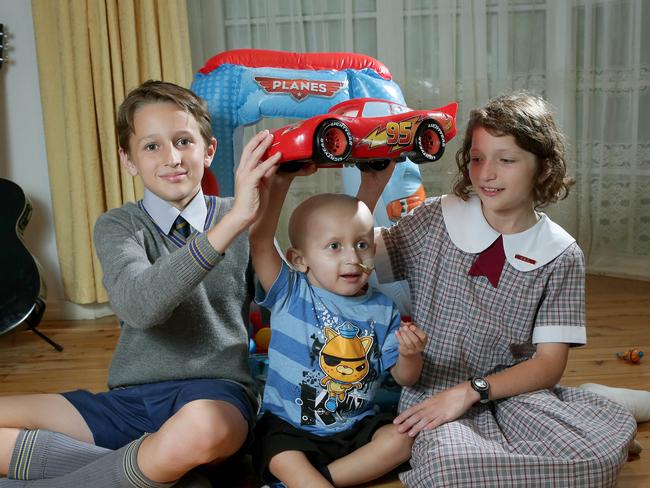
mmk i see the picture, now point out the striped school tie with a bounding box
[173,215,191,239]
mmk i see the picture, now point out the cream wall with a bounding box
[0,1,111,320]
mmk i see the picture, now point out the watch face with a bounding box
[474,378,488,389]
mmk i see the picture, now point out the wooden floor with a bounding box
[0,275,648,487]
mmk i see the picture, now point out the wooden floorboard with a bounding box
[1,274,648,487]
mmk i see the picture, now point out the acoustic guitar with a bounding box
[0,178,62,350]
[0,26,61,350]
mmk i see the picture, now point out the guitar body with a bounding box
[0,178,47,336]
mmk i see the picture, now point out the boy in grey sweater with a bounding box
[0,81,282,487]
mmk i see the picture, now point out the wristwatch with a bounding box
[469,376,490,404]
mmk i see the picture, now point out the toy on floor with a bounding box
[615,348,644,363]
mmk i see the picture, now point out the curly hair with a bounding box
[452,92,574,208]
[116,80,213,154]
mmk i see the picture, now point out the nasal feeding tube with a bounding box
[352,258,375,275]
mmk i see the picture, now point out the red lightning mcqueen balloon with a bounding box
[264,97,457,172]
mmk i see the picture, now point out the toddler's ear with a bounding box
[286,248,308,272]
[120,148,139,177]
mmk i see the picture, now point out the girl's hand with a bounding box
[394,382,476,437]
[396,321,428,357]
[231,130,282,225]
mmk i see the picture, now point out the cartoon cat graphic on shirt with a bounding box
[319,322,373,412]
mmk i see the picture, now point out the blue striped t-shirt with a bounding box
[256,262,401,436]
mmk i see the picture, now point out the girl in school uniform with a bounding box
[358,92,637,487]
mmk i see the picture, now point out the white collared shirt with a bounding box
[142,188,208,234]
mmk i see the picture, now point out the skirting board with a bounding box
[42,300,115,321]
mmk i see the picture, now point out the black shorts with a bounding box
[253,411,394,483]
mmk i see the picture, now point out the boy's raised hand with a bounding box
[207,130,282,254]
[396,321,428,357]
[231,130,282,226]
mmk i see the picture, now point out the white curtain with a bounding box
[573,0,650,279]
[187,0,650,279]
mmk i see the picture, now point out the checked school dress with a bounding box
[375,195,637,487]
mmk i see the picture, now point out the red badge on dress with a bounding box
[514,254,536,265]
[468,236,506,288]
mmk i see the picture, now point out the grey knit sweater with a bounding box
[93,196,257,407]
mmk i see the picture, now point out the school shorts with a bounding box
[62,378,254,449]
[253,410,394,483]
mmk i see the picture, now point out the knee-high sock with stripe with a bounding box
[8,429,111,480]
[0,434,175,488]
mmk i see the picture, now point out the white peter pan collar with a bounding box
[441,194,575,271]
